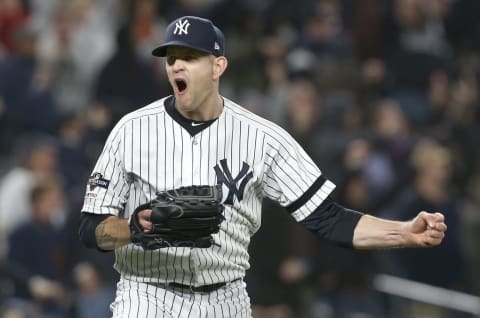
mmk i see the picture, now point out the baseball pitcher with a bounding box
[79,16,447,318]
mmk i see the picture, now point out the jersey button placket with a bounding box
[191,136,202,180]
[192,136,199,145]
[189,134,202,285]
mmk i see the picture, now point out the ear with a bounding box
[212,56,228,80]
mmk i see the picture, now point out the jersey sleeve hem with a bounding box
[81,204,121,216]
[290,179,336,222]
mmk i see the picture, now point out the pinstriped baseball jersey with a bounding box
[81,95,335,286]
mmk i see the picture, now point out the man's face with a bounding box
[165,46,215,113]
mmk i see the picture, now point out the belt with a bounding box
[151,278,241,293]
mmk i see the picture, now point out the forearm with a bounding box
[352,214,412,249]
[95,216,131,250]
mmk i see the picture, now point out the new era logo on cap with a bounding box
[152,16,225,57]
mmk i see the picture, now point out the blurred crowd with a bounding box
[0,0,479,317]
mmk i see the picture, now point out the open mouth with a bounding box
[175,79,187,93]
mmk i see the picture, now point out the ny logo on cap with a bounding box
[173,19,190,35]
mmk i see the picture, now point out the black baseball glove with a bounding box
[130,185,225,249]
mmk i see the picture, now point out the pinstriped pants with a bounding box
[111,278,252,318]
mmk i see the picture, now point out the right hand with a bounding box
[137,209,153,232]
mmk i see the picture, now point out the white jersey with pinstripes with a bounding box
[81,95,335,287]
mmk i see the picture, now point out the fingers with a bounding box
[424,236,444,247]
[138,209,153,232]
[413,211,447,247]
[433,212,445,222]
[417,229,444,247]
[425,223,446,246]
[427,228,445,239]
[420,211,446,228]
[429,222,447,232]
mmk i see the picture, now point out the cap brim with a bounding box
[152,40,213,57]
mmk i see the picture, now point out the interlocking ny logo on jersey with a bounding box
[214,159,253,205]
[174,19,190,35]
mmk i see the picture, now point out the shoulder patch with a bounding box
[88,173,110,190]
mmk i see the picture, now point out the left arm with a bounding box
[261,131,447,250]
[352,211,447,249]
[300,198,447,249]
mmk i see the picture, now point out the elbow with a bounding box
[78,212,111,250]
[78,213,98,249]
[301,199,363,248]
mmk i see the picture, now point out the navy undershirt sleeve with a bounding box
[78,212,112,252]
[299,196,363,248]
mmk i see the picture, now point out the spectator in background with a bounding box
[292,0,358,95]
[56,112,97,208]
[284,79,323,152]
[259,30,292,125]
[442,64,480,192]
[72,262,115,318]
[94,22,164,125]
[379,138,470,317]
[57,106,120,289]
[370,99,412,168]
[296,0,353,58]
[367,98,414,210]
[348,0,385,61]
[0,136,58,252]
[316,167,385,318]
[247,198,318,318]
[27,0,61,33]
[36,0,118,114]
[0,25,60,151]
[383,0,454,125]
[0,0,29,55]
[0,258,68,318]
[125,0,166,62]
[7,176,70,317]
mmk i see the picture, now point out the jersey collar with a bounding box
[165,96,218,136]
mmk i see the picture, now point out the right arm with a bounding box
[79,118,132,251]
[95,211,154,250]
[79,211,153,251]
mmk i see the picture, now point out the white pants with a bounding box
[111,278,252,318]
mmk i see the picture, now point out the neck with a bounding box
[176,94,223,121]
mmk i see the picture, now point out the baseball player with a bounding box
[78,16,447,318]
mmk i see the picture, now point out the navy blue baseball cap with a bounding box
[152,16,225,57]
